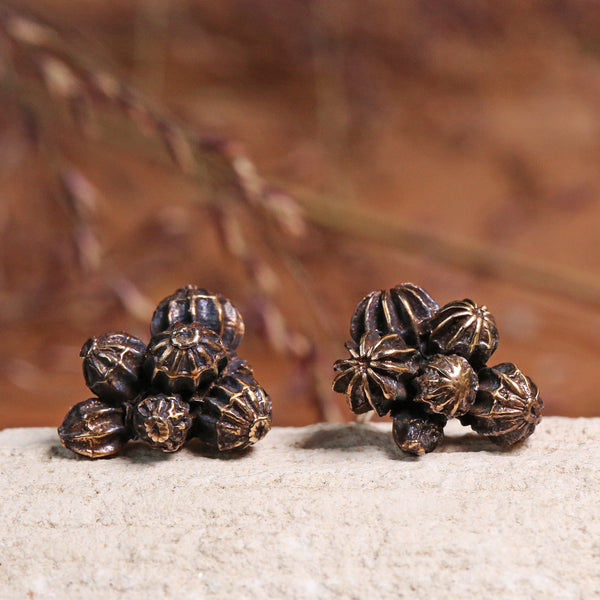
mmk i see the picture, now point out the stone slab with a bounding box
[1,418,599,599]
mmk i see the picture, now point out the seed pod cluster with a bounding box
[58,286,271,458]
[333,283,542,455]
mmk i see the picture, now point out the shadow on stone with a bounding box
[48,439,254,462]
[48,444,84,461]
[297,424,417,461]
[442,432,507,454]
[298,424,509,458]
[119,441,174,464]
[48,443,158,463]
[186,438,254,460]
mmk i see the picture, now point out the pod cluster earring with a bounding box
[59,286,272,458]
[333,283,542,455]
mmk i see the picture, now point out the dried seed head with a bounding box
[58,398,129,458]
[350,283,439,348]
[427,299,498,369]
[391,402,447,456]
[131,393,192,452]
[220,353,254,379]
[150,285,244,350]
[192,361,272,451]
[333,331,420,417]
[80,332,146,404]
[145,322,228,396]
[460,363,542,446]
[414,354,478,418]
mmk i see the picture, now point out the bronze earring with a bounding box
[333,283,542,455]
[59,286,272,458]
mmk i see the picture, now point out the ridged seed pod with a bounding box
[350,283,439,348]
[80,332,146,404]
[58,398,129,458]
[145,322,228,396]
[460,363,542,446]
[219,353,254,380]
[413,354,478,418]
[131,393,192,452]
[333,332,420,416]
[192,364,272,451]
[391,402,447,456]
[428,299,498,369]
[150,285,244,350]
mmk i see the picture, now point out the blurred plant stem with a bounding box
[291,185,600,308]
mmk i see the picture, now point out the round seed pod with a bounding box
[219,353,254,380]
[413,354,478,418]
[333,331,420,417]
[192,363,272,452]
[131,393,192,452]
[58,398,129,458]
[350,283,439,348]
[150,285,244,350]
[427,299,498,369]
[145,322,228,396]
[80,332,146,404]
[187,352,255,406]
[391,402,447,456]
[460,363,542,447]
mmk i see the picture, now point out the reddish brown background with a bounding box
[1,1,600,428]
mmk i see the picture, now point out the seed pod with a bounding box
[333,331,420,416]
[150,285,244,350]
[391,402,447,456]
[192,364,272,452]
[428,298,498,369]
[220,353,254,379]
[131,393,192,452]
[460,363,542,446]
[145,322,228,396]
[80,332,146,404]
[58,398,129,458]
[350,283,439,348]
[413,354,478,418]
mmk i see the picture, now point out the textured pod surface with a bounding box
[150,285,245,350]
[333,332,420,416]
[145,322,228,396]
[58,398,129,458]
[391,402,447,456]
[414,354,478,418]
[219,353,254,380]
[193,363,272,451]
[80,332,146,404]
[428,298,498,369]
[350,283,438,348]
[460,362,542,446]
[131,393,192,452]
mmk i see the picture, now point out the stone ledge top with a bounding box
[1,418,599,599]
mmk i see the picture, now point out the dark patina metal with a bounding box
[58,285,271,458]
[80,332,146,404]
[460,362,542,446]
[391,401,447,456]
[333,331,420,416]
[192,358,272,452]
[150,285,245,350]
[58,398,129,458]
[131,393,192,452]
[334,283,542,456]
[144,322,228,396]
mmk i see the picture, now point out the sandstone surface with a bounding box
[1,418,599,599]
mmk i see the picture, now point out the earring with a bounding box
[59,285,272,458]
[333,283,542,455]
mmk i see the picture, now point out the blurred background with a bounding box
[1,0,599,428]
